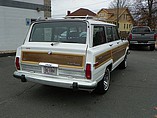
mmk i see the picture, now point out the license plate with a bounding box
[43,66,57,75]
[138,42,147,44]
[39,63,58,75]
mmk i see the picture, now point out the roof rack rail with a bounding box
[35,17,54,22]
[64,15,95,20]
[36,17,42,21]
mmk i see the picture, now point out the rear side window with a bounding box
[106,27,114,42]
[30,21,87,44]
[106,26,119,42]
[112,27,119,40]
[93,26,106,47]
[131,27,151,33]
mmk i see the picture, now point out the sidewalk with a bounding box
[0,50,16,57]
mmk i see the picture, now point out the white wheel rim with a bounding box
[125,59,127,67]
[103,69,110,91]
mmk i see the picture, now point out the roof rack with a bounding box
[35,17,54,21]
[64,15,95,19]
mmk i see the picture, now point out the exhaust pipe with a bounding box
[72,82,78,91]
[13,74,27,82]
[21,75,27,82]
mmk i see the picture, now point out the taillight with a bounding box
[15,57,20,70]
[129,34,132,40]
[85,64,91,79]
[154,34,157,40]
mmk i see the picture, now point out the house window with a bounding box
[126,14,128,20]
[129,24,132,29]
[124,24,126,29]
[123,14,126,20]
[99,13,104,17]
[123,14,128,20]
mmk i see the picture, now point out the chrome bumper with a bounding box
[13,71,97,91]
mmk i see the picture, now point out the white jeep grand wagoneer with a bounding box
[13,19,129,94]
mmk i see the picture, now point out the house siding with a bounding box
[97,8,134,38]
[0,0,51,51]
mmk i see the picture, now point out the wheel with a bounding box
[119,55,127,69]
[129,44,132,50]
[150,45,155,51]
[95,68,110,94]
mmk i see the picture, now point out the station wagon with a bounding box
[13,19,129,94]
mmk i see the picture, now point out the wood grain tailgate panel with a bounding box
[22,51,84,68]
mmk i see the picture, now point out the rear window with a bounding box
[131,27,151,33]
[30,21,87,44]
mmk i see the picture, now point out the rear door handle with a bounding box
[117,42,120,44]
[109,44,113,46]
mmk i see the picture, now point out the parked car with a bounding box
[13,19,129,94]
[128,26,157,50]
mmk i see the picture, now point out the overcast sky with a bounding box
[51,0,111,18]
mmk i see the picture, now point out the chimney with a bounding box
[67,11,71,15]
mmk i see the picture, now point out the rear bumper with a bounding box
[129,41,155,46]
[13,71,97,91]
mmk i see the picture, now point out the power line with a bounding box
[52,7,105,17]
[52,0,109,12]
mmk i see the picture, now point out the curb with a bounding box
[0,51,16,57]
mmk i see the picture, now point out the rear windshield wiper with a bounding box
[51,42,60,46]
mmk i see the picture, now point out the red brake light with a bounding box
[85,64,91,79]
[129,34,132,40]
[154,34,157,40]
[15,57,20,70]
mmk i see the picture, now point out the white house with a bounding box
[0,0,51,51]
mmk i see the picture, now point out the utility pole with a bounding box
[116,0,119,28]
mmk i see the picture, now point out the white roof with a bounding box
[87,19,115,26]
[37,18,116,26]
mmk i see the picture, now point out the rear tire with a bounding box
[129,45,131,50]
[119,55,127,69]
[129,44,133,50]
[95,68,110,94]
[150,45,155,51]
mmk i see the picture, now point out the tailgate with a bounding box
[132,33,155,42]
[20,43,87,76]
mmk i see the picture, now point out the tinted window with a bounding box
[30,21,87,44]
[106,27,114,42]
[93,26,106,47]
[132,27,151,33]
[112,27,119,40]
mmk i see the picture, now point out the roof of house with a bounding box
[67,8,97,17]
[97,7,134,22]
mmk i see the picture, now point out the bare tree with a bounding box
[109,0,133,27]
[109,0,131,8]
[148,0,157,29]
[132,0,157,29]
